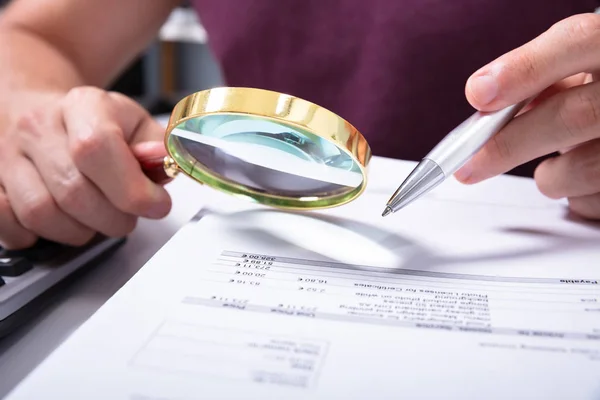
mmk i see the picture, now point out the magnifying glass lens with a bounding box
[166,114,365,207]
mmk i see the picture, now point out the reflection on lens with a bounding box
[166,114,365,207]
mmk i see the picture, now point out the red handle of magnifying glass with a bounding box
[139,156,173,185]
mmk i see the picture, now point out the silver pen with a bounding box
[382,98,532,217]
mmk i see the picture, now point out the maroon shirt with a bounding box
[191,0,598,177]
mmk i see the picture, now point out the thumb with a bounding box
[132,141,173,185]
[464,14,599,112]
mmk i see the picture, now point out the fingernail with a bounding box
[468,74,498,105]
[146,197,171,219]
[454,162,472,183]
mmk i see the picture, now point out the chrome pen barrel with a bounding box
[383,97,532,216]
[425,98,531,176]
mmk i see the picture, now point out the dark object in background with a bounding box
[0,235,126,339]
[109,55,177,115]
[109,57,144,98]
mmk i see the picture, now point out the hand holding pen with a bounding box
[385,13,600,220]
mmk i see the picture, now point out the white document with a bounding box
[5,158,600,399]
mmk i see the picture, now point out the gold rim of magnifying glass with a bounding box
[163,87,372,210]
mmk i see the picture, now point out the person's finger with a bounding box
[465,13,600,111]
[105,91,167,144]
[0,184,37,249]
[533,138,600,199]
[61,87,171,219]
[455,80,600,184]
[512,75,586,118]
[568,192,600,220]
[16,107,138,237]
[527,73,588,111]
[2,157,95,246]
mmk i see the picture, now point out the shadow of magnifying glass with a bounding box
[203,208,424,270]
[196,207,599,274]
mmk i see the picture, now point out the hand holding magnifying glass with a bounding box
[0,87,172,250]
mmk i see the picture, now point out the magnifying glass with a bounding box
[159,87,372,209]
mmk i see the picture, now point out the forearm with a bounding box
[0,0,178,99]
[0,23,88,91]
[0,25,87,117]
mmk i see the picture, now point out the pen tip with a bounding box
[382,207,392,217]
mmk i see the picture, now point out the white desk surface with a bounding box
[0,172,207,398]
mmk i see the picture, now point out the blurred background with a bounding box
[0,0,224,115]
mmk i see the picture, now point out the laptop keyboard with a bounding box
[0,239,60,277]
[0,235,126,338]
